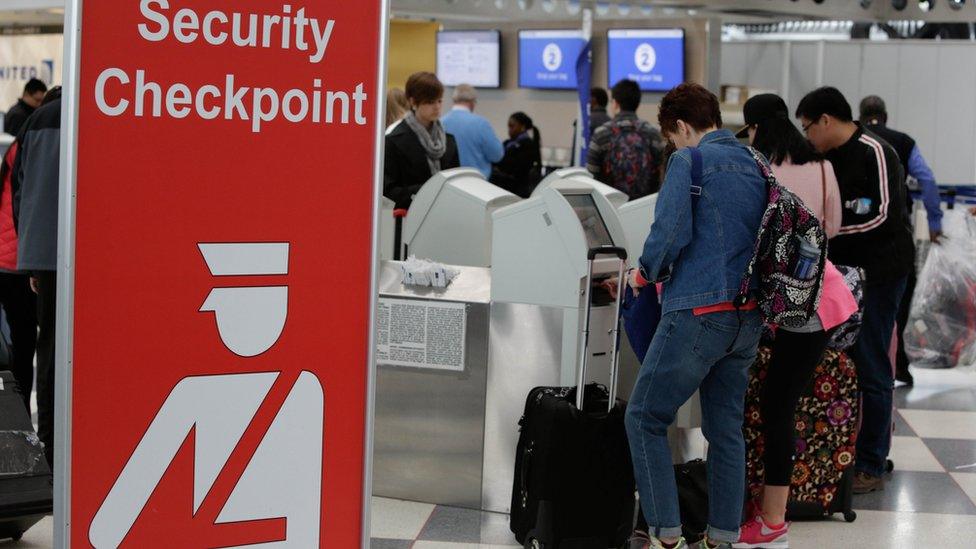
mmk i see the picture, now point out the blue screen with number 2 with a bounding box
[519,29,587,90]
[607,29,685,92]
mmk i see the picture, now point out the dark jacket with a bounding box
[864,123,913,184]
[864,122,917,214]
[866,121,943,232]
[3,99,35,137]
[13,97,60,272]
[825,125,914,284]
[490,133,541,198]
[589,107,611,135]
[384,122,460,209]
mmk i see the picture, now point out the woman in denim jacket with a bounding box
[621,83,768,549]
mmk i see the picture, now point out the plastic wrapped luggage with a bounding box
[904,210,976,369]
[743,347,859,523]
[0,371,53,541]
[510,247,635,549]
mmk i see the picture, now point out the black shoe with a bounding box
[895,367,914,386]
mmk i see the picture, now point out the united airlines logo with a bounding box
[89,243,324,548]
[0,59,55,84]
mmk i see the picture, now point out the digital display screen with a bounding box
[437,30,501,88]
[607,28,685,92]
[564,194,614,248]
[518,29,587,90]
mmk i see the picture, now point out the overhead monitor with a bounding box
[518,29,587,90]
[607,28,685,92]
[437,30,502,89]
[564,193,614,248]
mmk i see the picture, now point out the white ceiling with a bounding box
[392,0,976,23]
[0,0,62,27]
[0,0,973,28]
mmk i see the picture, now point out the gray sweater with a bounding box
[13,97,60,272]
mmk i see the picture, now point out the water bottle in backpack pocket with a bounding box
[794,237,822,281]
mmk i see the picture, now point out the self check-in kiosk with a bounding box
[533,167,630,209]
[482,183,631,512]
[402,168,520,267]
[374,183,698,515]
[617,193,659,267]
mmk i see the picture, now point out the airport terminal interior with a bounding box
[4,0,976,547]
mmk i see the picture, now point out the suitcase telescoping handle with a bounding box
[576,245,629,412]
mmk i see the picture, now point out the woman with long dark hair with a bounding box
[490,111,542,198]
[733,94,857,549]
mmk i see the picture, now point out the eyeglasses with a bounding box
[802,117,821,134]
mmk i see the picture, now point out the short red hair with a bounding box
[658,83,722,136]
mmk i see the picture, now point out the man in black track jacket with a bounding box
[796,87,914,496]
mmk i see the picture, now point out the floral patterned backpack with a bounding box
[735,148,829,328]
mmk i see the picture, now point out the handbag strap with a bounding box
[734,147,776,306]
[820,160,828,229]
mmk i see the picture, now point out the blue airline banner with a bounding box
[519,29,586,90]
[607,29,684,92]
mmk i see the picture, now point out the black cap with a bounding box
[735,93,790,138]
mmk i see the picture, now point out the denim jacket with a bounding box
[638,129,767,314]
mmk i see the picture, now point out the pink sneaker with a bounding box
[732,515,789,549]
[743,499,762,523]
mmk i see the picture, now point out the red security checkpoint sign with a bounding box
[59,0,387,546]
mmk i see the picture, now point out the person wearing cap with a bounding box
[796,87,912,496]
[859,95,942,386]
[732,94,858,549]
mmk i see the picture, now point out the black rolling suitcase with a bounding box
[0,370,53,542]
[510,247,635,549]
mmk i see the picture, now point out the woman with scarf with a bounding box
[384,72,460,209]
[490,111,542,198]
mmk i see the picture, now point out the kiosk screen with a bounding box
[565,194,614,248]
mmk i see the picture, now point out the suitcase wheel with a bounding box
[844,510,857,523]
[524,538,544,549]
[11,532,23,541]
[886,459,895,473]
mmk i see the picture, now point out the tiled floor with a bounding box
[8,368,976,548]
[366,367,976,547]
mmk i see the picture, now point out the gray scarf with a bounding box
[404,111,447,175]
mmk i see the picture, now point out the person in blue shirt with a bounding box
[441,84,504,179]
[859,95,943,386]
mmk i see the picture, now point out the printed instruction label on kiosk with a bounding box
[57,0,388,547]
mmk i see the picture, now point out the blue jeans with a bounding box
[625,308,762,543]
[851,275,908,477]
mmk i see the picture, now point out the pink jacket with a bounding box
[818,260,858,330]
[0,143,19,272]
[772,159,857,330]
